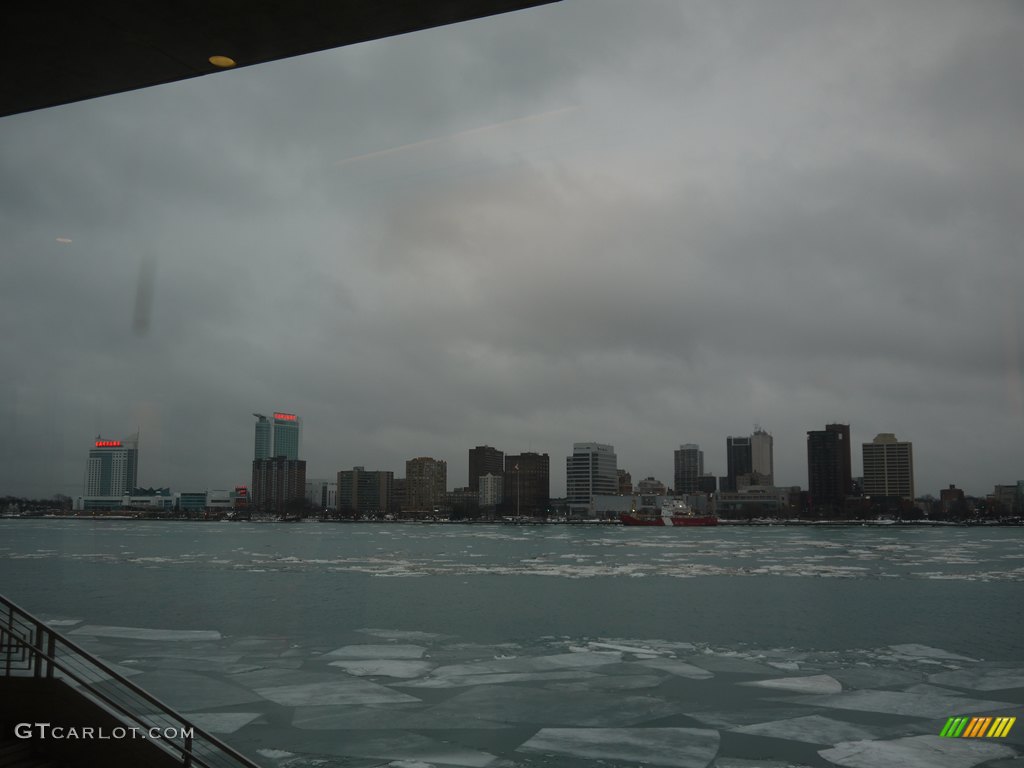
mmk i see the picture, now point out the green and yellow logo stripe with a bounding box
[940,716,1015,738]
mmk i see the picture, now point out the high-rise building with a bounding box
[251,456,306,513]
[862,433,914,500]
[253,414,271,460]
[751,428,774,486]
[479,473,503,509]
[617,469,633,495]
[405,457,447,512]
[725,436,752,493]
[85,434,139,496]
[674,444,704,494]
[503,452,550,515]
[807,424,852,513]
[272,412,301,459]
[566,443,617,512]
[337,467,393,515]
[253,411,301,460]
[468,445,504,493]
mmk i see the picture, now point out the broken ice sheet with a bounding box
[929,667,1024,692]
[887,644,979,663]
[109,670,264,710]
[182,712,262,734]
[819,734,1016,768]
[69,625,223,641]
[730,714,888,744]
[324,644,426,659]
[256,678,421,706]
[518,727,719,768]
[312,731,498,767]
[291,703,510,731]
[636,658,714,679]
[328,659,435,678]
[740,675,843,695]
[418,685,683,727]
[356,628,446,641]
[546,674,664,691]
[714,759,814,768]
[403,651,621,688]
[790,689,1015,719]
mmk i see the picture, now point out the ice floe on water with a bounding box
[518,727,719,768]
[324,644,426,659]
[256,678,421,707]
[819,735,1016,768]
[415,684,684,727]
[636,658,714,679]
[69,624,222,641]
[887,644,979,663]
[328,659,435,678]
[730,714,888,744]
[739,674,843,695]
[790,689,1016,718]
[929,667,1024,691]
[181,712,262,734]
[401,650,622,689]
[357,628,447,641]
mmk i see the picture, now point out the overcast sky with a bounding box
[1,0,1021,499]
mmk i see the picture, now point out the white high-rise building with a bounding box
[85,433,139,496]
[479,473,503,508]
[566,443,618,513]
[862,433,914,500]
[751,428,774,486]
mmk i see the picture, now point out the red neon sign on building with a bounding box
[273,412,297,421]
[94,440,122,448]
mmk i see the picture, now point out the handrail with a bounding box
[0,593,262,768]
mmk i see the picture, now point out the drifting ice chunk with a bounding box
[357,628,446,641]
[182,712,262,734]
[819,735,1015,768]
[547,674,664,691]
[830,668,924,690]
[405,651,620,687]
[929,667,1024,692]
[418,685,683,727]
[292,704,510,731]
[70,625,222,641]
[637,659,714,679]
[329,660,434,678]
[740,675,843,695]
[518,727,719,768]
[325,644,426,659]
[793,690,1015,718]
[403,670,601,688]
[319,731,498,767]
[888,644,978,662]
[715,759,814,768]
[731,714,886,744]
[120,670,264,709]
[257,678,421,706]
[589,641,668,656]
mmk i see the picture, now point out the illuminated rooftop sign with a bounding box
[94,440,122,448]
[274,413,297,421]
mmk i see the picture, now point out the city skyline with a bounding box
[1,2,1021,500]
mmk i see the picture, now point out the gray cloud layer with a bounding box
[1,0,1021,498]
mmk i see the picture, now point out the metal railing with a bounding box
[0,594,262,768]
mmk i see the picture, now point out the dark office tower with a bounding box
[725,436,752,493]
[674,444,704,494]
[405,457,447,512]
[337,466,394,516]
[251,457,306,514]
[807,424,852,514]
[617,469,633,495]
[504,452,550,515]
[468,445,504,493]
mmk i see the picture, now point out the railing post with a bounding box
[33,621,45,678]
[182,732,193,768]
[3,608,12,676]
[46,633,56,678]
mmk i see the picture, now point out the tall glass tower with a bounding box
[272,412,301,460]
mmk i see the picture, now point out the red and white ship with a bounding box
[620,499,717,527]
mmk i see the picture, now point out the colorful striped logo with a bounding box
[940,716,1016,738]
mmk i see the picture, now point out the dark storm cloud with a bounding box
[1,0,1021,498]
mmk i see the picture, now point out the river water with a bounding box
[2,520,1022,767]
